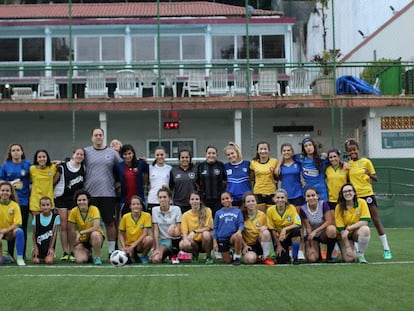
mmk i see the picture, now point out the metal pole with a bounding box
[68,0,75,148]
[245,1,254,157]
[157,0,162,145]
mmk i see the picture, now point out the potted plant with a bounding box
[311,49,341,94]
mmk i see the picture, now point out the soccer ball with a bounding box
[110,250,129,267]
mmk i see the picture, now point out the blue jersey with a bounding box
[213,207,244,240]
[293,154,329,201]
[224,160,251,202]
[280,161,303,200]
[0,160,31,206]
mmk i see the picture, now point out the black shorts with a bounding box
[91,197,116,224]
[360,195,377,209]
[217,239,231,253]
[289,196,305,207]
[327,201,337,210]
[54,197,76,210]
[248,241,263,256]
[256,194,274,205]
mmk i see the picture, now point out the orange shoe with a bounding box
[256,256,264,264]
[321,250,327,260]
[263,257,275,266]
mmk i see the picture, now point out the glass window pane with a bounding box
[262,35,285,58]
[212,36,234,60]
[237,36,259,59]
[76,37,99,61]
[0,39,19,62]
[102,36,124,61]
[182,36,205,60]
[52,37,71,61]
[22,38,45,61]
[159,37,179,60]
[132,36,155,61]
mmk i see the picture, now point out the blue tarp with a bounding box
[336,75,382,95]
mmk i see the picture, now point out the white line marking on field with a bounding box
[5,273,189,278]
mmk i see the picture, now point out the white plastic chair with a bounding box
[231,68,255,96]
[181,69,207,97]
[207,68,230,97]
[160,70,178,97]
[37,76,60,99]
[255,68,281,96]
[137,70,157,97]
[114,69,140,98]
[84,71,108,98]
[286,68,312,96]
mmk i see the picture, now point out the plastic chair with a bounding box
[207,68,230,96]
[114,69,140,98]
[37,76,60,99]
[286,68,312,95]
[137,70,158,97]
[231,68,255,96]
[84,71,108,98]
[255,68,281,96]
[181,69,207,97]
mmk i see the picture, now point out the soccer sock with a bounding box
[326,238,337,260]
[334,243,340,252]
[233,253,241,259]
[292,242,300,260]
[358,236,370,254]
[379,234,390,251]
[108,241,116,253]
[261,241,272,258]
[15,228,25,258]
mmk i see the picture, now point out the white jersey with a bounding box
[151,205,182,240]
[147,164,172,204]
[84,146,121,197]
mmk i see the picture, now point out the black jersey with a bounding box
[35,213,58,259]
[196,161,226,200]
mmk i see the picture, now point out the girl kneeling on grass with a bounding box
[119,195,153,264]
[213,192,244,265]
[32,196,60,264]
[335,183,371,264]
[179,191,214,264]
[240,192,274,265]
[267,188,302,265]
[151,186,182,264]
[68,190,105,265]
[0,181,26,266]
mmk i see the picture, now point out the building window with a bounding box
[182,35,205,60]
[212,36,234,60]
[52,37,71,61]
[147,139,195,159]
[237,35,259,59]
[159,37,180,60]
[0,39,19,62]
[76,37,99,61]
[262,35,285,59]
[132,36,155,61]
[102,36,124,61]
[22,38,45,61]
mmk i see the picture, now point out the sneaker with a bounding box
[205,257,214,265]
[292,258,300,265]
[192,255,199,264]
[263,257,275,266]
[326,258,336,264]
[68,253,75,262]
[93,257,102,265]
[60,252,69,261]
[177,251,187,261]
[321,250,327,260]
[357,254,367,264]
[256,256,263,264]
[171,255,180,264]
[298,250,305,260]
[232,258,241,266]
[16,257,26,266]
[332,249,339,259]
[213,251,223,260]
[140,256,149,264]
[383,250,392,260]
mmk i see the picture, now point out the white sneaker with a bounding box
[16,257,26,266]
[171,255,180,264]
[213,251,223,260]
[298,250,305,260]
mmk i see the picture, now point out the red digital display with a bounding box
[164,121,180,129]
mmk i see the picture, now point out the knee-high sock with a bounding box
[326,238,337,260]
[292,242,300,260]
[358,236,370,255]
[15,228,25,258]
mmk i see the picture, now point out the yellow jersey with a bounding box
[68,205,104,243]
[334,198,371,231]
[0,200,22,229]
[250,158,278,195]
[119,211,152,246]
[348,158,375,197]
[181,208,213,242]
[266,203,301,235]
[243,210,267,245]
[325,165,348,203]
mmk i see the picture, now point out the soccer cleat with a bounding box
[292,258,300,265]
[177,251,186,261]
[383,250,392,260]
[205,257,214,265]
[263,257,275,266]
[232,258,241,266]
[60,252,69,261]
[332,249,340,259]
[171,255,180,264]
[68,253,75,262]
[357,254,367,264]
[16,257,26,266]
[320,250,327,260]
[255,256,263,264]
[93,257,102,265]
[140,256,149,264]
